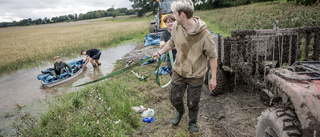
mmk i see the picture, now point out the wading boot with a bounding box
[172,104,185,126]
[189,110,199,135]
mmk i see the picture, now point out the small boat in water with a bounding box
[37,59,85,88]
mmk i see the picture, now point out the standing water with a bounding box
[0,42,137,123]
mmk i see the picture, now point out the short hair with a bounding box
[54,56,60,60]
[80,50,86,55]
[171,0,194,19]
[163,15,176,23]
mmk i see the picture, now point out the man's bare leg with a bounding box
[94,60,101,66]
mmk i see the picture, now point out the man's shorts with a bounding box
[91,51,101,60]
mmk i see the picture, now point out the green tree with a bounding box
[129,0,155,17]
[95,11,101,18]
[112,10,120,18]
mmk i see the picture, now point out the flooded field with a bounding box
[0,42,138,116]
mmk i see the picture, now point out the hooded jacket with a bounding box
[167,16,217,78]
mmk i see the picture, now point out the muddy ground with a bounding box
[122,44,267,137]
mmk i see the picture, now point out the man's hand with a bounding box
[152,52,161,60]
[209,78,217,91]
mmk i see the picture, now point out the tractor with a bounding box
[149,0,175,34]
[207,26,320,136]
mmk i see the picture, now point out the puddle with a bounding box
[0,41,138,116]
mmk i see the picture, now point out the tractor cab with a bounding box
[158,0,175,28]
[145,0,175,46]
[149,0,175,33]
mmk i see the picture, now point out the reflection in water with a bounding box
[0,42,138,115]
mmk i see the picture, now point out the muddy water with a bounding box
[0,42,137,116]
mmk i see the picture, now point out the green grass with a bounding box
[14,59,176,136]
[15,79,143,136]
[195,1,320,36]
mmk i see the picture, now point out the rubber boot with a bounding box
[172,104,185,126]
[189,110,199,135]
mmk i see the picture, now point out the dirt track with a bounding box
[125,44,267,137]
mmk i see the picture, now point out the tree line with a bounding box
[130,0,319,17]
[0,7,135,28]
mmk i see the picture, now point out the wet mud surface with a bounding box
[125,45,266,137]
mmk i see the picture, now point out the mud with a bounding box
[222,26,320,89]
[124,44,266,137]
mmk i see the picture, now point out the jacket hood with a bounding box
[188,16,207,35]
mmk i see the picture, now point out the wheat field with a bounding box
[0,16,149,74]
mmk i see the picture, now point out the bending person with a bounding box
[80,49,102,67]
[160,15,177,76]
[50,56,72,78]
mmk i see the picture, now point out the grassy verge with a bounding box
[195,1,320,36]
[0,16,150,76]
[14,57,175,136]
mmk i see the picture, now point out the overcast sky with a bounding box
[0,0,133,22]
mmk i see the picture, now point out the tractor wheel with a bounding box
[259,90,272,107]
[256,108,301,137]
[207,66,234,96]
[149,24,156,33]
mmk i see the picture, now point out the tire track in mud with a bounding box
[198,84,266,137]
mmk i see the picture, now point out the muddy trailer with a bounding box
[208,26,320,137]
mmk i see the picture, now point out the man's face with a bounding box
[55,58,61,63]
[173,11,182,25]
[81,51,86,55]
[165,19,174,30]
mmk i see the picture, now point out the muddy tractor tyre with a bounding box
[149,24,156,33]
[208,66,234,96]
[256,108,301,137]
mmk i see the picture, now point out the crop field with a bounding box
[0,16,150,75]
[195,2,320,36]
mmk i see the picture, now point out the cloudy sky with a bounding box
[0,0,133,22]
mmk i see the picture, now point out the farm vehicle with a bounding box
[149,0,175,34]
[208,26,320,137]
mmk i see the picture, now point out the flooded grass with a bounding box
[13,58,170,136]
[0,16,150,76]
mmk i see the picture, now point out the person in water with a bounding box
[80,49,102,67]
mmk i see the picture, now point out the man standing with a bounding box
[160,15,177,76]
[152,0,217,134]
[81,49,102,67]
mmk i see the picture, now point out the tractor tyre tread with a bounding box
[256,108,301,137]
[208,66,234,96]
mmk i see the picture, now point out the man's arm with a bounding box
[152,41,172,60]
[65,63,72,71]
[160,41,166,49]
[209,59,217,91]
[83,56,90,66]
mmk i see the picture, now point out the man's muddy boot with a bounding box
[189,110,199,135]
[92,63,98,68]
[172,104,184,126]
